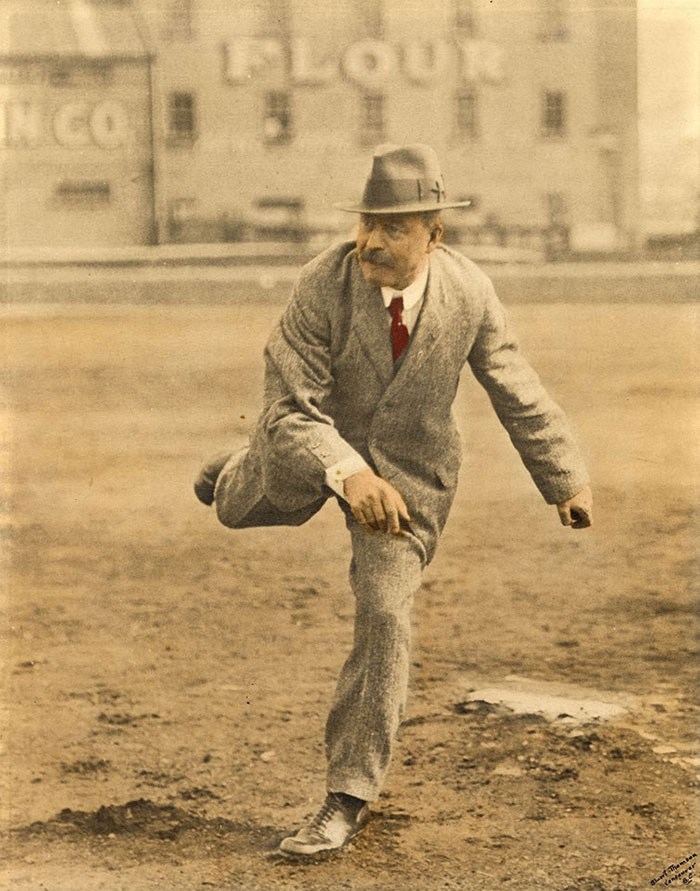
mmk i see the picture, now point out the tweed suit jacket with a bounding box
[215,240,588,562]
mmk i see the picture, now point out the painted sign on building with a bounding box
[223,38,505,87]
[0,99,130,149]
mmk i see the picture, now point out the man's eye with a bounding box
[387,226,403,238]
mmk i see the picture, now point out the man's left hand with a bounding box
[557,485,593,529]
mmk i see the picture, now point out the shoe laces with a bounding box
[309,795,342,832]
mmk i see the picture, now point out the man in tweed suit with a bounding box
[195,144,593,857]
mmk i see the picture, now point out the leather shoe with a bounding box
[278,793,369,856]
[193,451,232,506]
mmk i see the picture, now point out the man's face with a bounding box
[356,213,443,291]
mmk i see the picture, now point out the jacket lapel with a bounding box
[350,261,395,390]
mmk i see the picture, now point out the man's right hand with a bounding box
[343,468,411,535]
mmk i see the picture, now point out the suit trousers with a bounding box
[325,516,426,802]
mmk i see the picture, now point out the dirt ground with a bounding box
[0,292,698,891]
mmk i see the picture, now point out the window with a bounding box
[361,94,384,145]
[168,92,196,143]
[455,90,478,140]
[264,91,292,144]
[163,0,194,40]
[538,0,569,41]
[55,180,111,206]
[541,91,566,138]
[454,0,477,36]
[251,196,305,241]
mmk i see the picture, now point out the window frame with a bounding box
[455,89,479,141]
[541,90,567,139]
[263,90,293,145]
[55,179,111,207]
[168,91,197,144]
[360,93,385,145]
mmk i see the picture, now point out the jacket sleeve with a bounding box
[467,281,589,504]
[258,280,364,507]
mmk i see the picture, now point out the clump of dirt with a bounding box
[17,798,245,843]
[19,799,204,841]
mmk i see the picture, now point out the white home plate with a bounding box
[461,675,637,723]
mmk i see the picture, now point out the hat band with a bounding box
[362,176,447,208]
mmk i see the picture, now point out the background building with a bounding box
[637,0,700,243]
[0,0,154,248]
[1,0,643,253]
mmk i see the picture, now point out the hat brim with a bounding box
[333,199,471,214]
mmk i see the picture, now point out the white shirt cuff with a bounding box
[325,454,370,500]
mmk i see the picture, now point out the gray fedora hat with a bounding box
[335,143,471,214]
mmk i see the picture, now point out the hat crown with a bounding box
[371,143,442,182]
[363,144,446,210]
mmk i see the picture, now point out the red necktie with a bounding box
[388,295,409,361]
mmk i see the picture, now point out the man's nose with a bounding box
[362,225,385,250]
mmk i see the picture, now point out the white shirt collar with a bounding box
[380,261,430,311]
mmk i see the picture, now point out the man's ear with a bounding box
[427,222,444,251]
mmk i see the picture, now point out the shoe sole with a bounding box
[276,813,370,859]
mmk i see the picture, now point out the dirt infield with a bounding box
[0,297,698,890]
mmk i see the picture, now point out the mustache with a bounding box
[360,249,394,267]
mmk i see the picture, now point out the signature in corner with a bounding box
[651,852,697,887]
